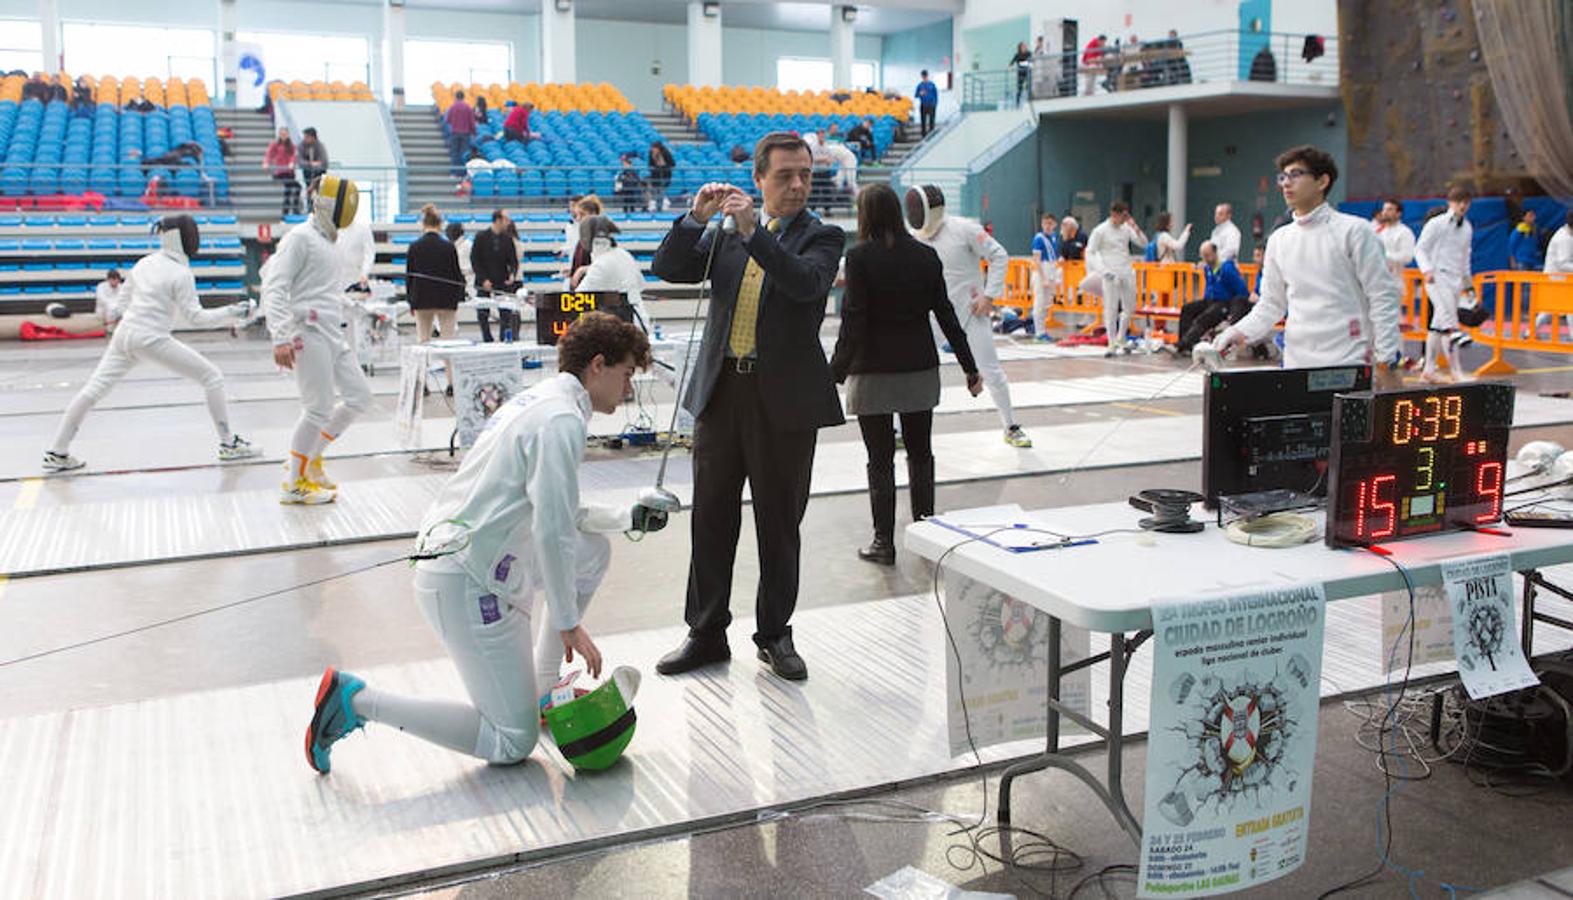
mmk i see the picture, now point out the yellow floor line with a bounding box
[1515,365,1573,375]
[1109,401,1185,417]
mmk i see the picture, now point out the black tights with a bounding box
[857,410,933,472]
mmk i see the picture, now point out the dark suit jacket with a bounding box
[405,231,465,310]
[469,229,517,290]
[831,236,978,382]
[652,210,845,431]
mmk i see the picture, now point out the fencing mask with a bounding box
[156,214,200,260]
[904,184,946,239]
[313,173,360,242]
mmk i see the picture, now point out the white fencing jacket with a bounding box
[416,373,634,631]
[1414,212,1473,289]
[1375,222,1416,275]
[94,279,124,325]
[116,249,238,334]
[334,221,375,287]
[1545,225,1573,274]
[1087,220,1145,278]
[1225,203,1401,368]
[262,221,349,345]
[1210,220,1242,262]
[915,216,1008,311]
[575,244,650,332]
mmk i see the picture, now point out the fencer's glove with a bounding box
[631,503,669,534]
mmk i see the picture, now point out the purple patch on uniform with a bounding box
[493,554,516,583]
[478,593,501,625]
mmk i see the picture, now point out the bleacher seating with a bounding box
[0,212,246,311]
[268,80,377,103]
[0,74,228,204]
[428,81,751,202]
[665,84,909,157]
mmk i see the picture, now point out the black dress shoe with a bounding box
[656,635,730,675]
[756,634,807,681]
[857,536,896,566]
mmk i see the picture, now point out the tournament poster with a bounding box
[394,345,426,449]
[944,571,1089,757]
[450,351,525,448]
[1440,554,1538,699]
[1138,585,1326,898]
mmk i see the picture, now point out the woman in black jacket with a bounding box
[831,183,982,565]
[405,204,465,342]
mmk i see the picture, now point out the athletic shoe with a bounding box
[1103,348,1119,358]
[1004,425,1033,448]
[42,451,84,472]
[307,456,337,490]
[1449,331,1474,349]
[218,435,260,462]
[304,667,365,775]
[280,477,336,505]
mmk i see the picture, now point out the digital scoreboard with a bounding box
[1325,383,1516,547]
[535,291,634,345]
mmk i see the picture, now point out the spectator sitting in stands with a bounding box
[71,76,93,116]
[474,94,490,126]
[49,79,66,103]
[298,127,328,195]
[124,94,155,113]
[845,117,876,162]
[729,144,750,163]
[615,153,645,213]
[140,141,203,175]
[22,72,48,102]
[502,101,535,143]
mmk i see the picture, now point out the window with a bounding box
[62,23,214,86]
[776,58,881,92]
[0,19,42,74]
[403,39,512,104]
[237,31,370,86]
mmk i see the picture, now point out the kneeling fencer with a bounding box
[906,185,1034,448]
[44,214,257,472]
[263,173,374,505]
[304,313,671,772]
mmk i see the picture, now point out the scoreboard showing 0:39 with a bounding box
[1326,383,1515,547]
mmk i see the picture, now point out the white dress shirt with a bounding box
[1224,202,1400,368]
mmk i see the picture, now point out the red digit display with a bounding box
[1328,384,1514,546]
[1474,461,1503,523]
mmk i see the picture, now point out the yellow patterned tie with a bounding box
[727,217,780,358]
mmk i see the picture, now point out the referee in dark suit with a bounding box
[651,132,845,681]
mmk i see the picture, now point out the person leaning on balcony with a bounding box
[1081,35,1107,95]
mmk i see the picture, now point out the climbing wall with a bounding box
[1338,0,1534,197]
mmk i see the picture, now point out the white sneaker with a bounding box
[307,456,337,490]
[42,450,84,472]
[280,477,336,505]
[1004,425,1033,448]
[218,435,260,462]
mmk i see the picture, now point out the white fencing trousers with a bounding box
[933,312,1015,429]
[354,533,613,765]
[51,326,231,453]
[287,323,373,463]
[1101,271,1137,346]
[1427,278,1462,331]
[1031,266,1061,334]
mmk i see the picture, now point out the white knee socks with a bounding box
[352,687,484,758]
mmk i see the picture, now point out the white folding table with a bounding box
[905,501,1573,843]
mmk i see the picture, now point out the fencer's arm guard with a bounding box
[1348,222,1403,365]
[742,219,844,305]
[1229,244,1288,346]
[577,501,637,535]
[261,232,305,345]
[178,269,244,329]
[528,413,592,632]
[649,214,718,285]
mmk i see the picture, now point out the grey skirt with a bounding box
[845,367,941,415]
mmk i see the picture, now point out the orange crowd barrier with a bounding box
[1467,271,1573,376]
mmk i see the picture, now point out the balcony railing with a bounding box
[963,28,1339,110]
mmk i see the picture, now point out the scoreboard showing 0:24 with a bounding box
[1326,383,1515,547]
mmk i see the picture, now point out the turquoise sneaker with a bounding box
[305,667,366,774]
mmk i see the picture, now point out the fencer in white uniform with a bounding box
[1413,190,1473,382]
[572,215,650,333]
[1217,146,1401,389]
[1085,202,1148,355]
[1372,200,1416,285]
[1539,215,1573,339]
[94,269,125,329]
[333,217,375,290]
[44,215,256,472]
[301,315,670,773]
[905,185,1033,448]
[262,173,374,504]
